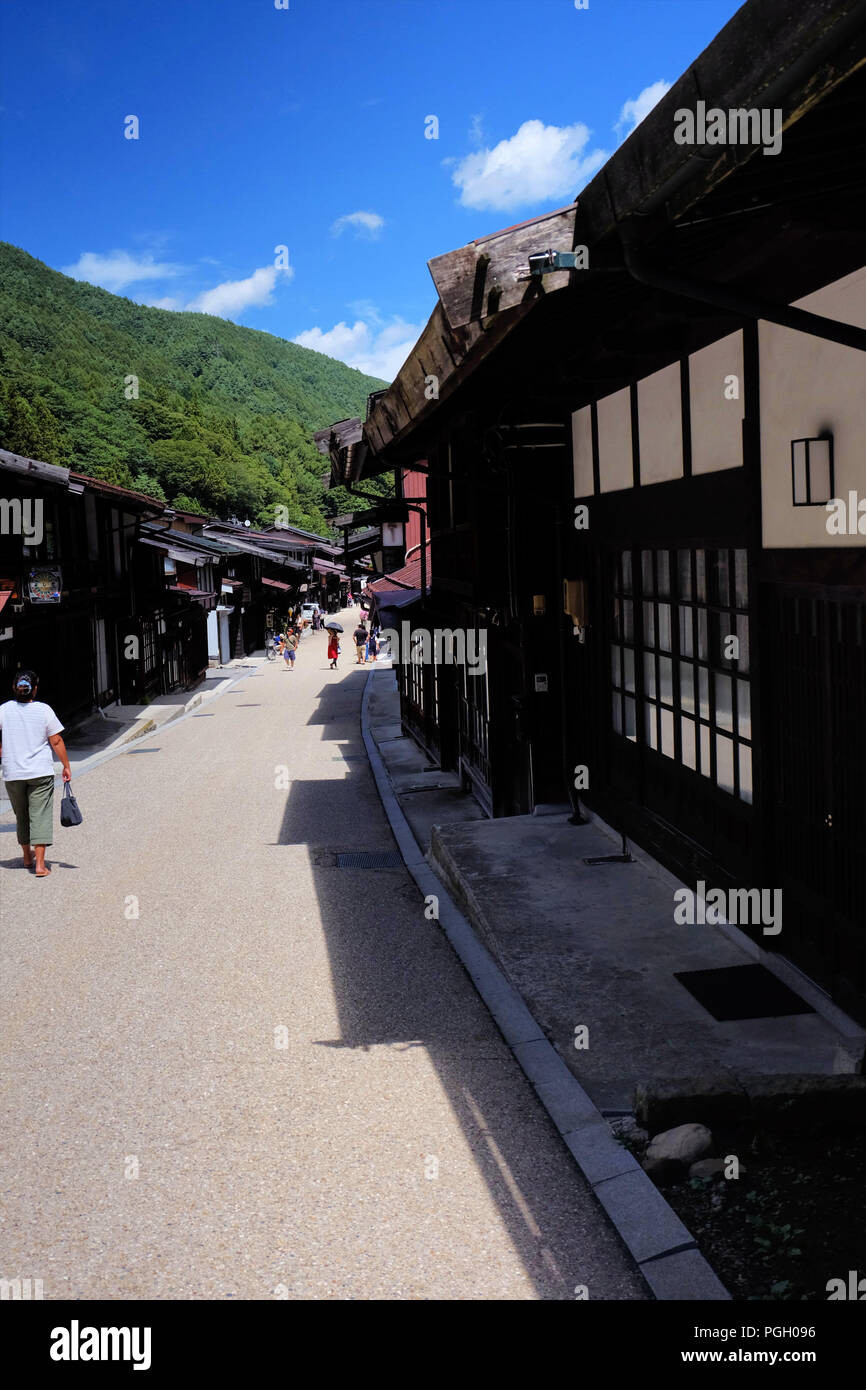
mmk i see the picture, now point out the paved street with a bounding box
[0,613,646,1300]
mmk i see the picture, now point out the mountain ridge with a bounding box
[0,242,389,531]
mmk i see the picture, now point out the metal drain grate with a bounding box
[336,851,403,869]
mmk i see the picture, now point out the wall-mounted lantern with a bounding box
[791,435,834,506]
[563,578,588,640]
[532,593,546,617]
[381,520,405,549]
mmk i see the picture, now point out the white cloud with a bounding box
[61,250,184,292]
[347,298,384,325]
[60,248,294,321]
[139,295,184,311]
[468,113,485,146]
[331,211,385,238]
[449,119,608,212]
[186,263,293,319]
[616,80,672,139]
[293,317,422,383]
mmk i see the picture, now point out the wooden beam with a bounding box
[428,205,578,331]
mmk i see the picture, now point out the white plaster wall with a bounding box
[689,332,744,475]
[761,265,866,548]
[572,405,594,498]
[596,386,633,493]
[637,362,683,483]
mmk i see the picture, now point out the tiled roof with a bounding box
[367,544,431,594]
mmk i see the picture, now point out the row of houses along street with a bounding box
[0,445,381,730]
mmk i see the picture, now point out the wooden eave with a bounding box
[359,0,866,472]
[428,203,577,331]
[0,448,70,488]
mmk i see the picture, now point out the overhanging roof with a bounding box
[367,546,431,595]
[70,472,167,513]
[0,448,68,488]
[357,0,866,468]
[201,533,309,570]
[140,524,244,559]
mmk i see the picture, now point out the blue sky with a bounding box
[0,0,743,381]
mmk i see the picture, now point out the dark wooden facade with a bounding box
[328,0,866,1021]
[1,452,169,723]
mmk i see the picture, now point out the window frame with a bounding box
[611,544,753,804]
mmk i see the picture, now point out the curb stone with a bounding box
[360,666,730,1302]
[118,717,157,745]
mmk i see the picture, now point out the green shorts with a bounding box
[5,775,56,847]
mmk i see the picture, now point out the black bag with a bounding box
[60,781,83,827]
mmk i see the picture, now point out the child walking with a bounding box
[284,629,299,670]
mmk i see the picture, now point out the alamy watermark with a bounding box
[674,101,782,157]
[673,881,782,935]
[0,1276,44,1300]
[378,622,487,676]
[826,491,866,535]
[827,1271,866,1300]
[0,497,43,546]
[50,1321,151,1371]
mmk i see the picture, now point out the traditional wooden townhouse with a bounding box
[136,521,240,677]
[315,415,406,594]
[198,518,350,642]
[0,447,168,722]
[325,0,866,1020]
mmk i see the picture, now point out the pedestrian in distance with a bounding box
[327,630,340,669]
[284,628,299,670]
[353,621,368,664]
[0,669,72,877]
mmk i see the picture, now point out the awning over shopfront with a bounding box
[169,584,217,608]
[262,576,292,591]
[139,535,219,565]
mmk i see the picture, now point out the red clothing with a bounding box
[327,636,339,658]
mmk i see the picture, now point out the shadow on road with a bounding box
[274,670,644,1300]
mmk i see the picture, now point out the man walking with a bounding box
[0,669,71,877]
[353,620,368,665]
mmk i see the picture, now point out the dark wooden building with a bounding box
[0,449,168,723]
[325,0,866,1021]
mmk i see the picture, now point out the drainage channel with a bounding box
[335,851,403,869]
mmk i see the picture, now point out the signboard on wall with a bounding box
[28,566,62,604]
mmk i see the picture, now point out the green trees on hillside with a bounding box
[0,242,391,532]
[0,379,68,464]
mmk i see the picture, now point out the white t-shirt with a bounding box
[0,700,64,781]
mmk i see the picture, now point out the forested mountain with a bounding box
[0,242,391,532]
